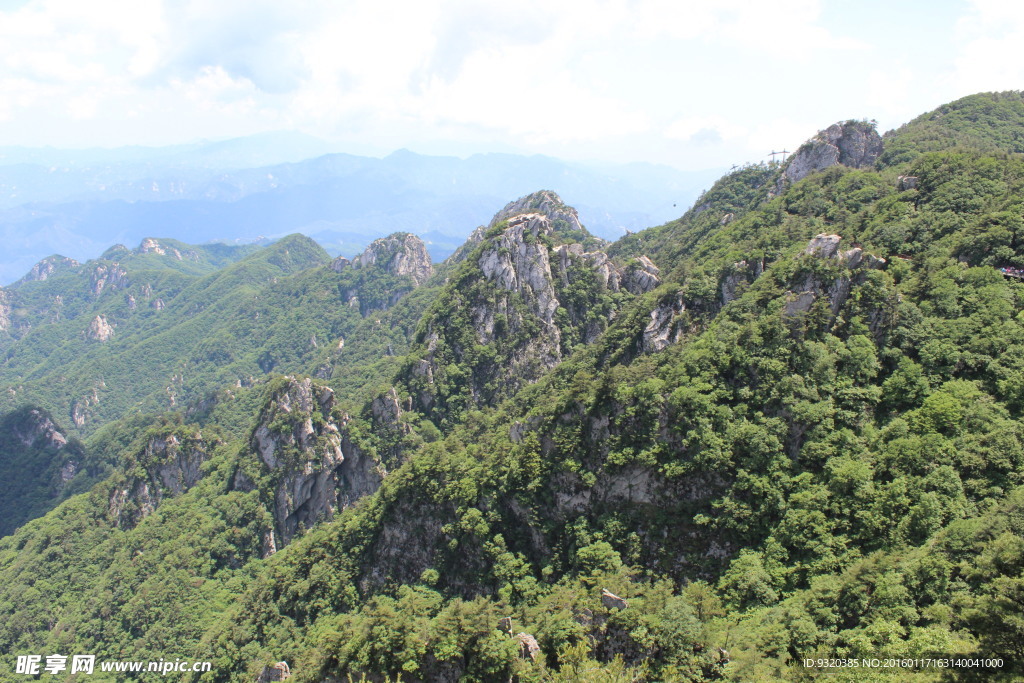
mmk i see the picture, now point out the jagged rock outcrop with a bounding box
[91,263,129,296]
[243,377,382,546]
[405,193,666,421]
[642,292,686,353]
[86,315,114,341]
[330,233,432,285]
[623,256,662,294]
[330,233,432,313]
[11,408,69,450]
[0,289,10,332]
[779,121,882,190]
[479,213,561,325]
[137,237,197,261]
[516,633,541,661]
[489,189,585,233]
[17,255,80,284]
[785,233,888,320]
[451,190,588,264]
[553,246,661,296]
[898,175,919,191]
[108,431,208,529]
[601,589,629,610]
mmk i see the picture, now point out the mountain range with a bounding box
[0,136,721,285]
[0,91,1023,681]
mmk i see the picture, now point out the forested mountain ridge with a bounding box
[1,92,1024,682]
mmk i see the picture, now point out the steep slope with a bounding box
[881,90,1024,165]
[0,233,437,435]
[193,107,1024,679]
[1,95,1024,682]
[396,190,662,427]
[0,406,96,535]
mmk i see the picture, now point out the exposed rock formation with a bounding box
[91,263,129,296]
[357,233,432,286]
[0,290,10,332]
[332,233,432,285]
[137,237,197,261]
[623,256,662,294]
[516,633,541,661]
[785,233,888,320]
[479,213,561,325]
[804,233,843,259]
[489,189,585,233]
[108,432,208,529]
[86,315,114,342]
[245,377,382,546]
[12,408,69,450]
[898,175,919,191]
[330,233,432,313]
[642,292,686,353]
[17,255,80,283]
[601,589,629,610]
[406,192,665,420]
[451,190,588,264]
[780,121,882,190]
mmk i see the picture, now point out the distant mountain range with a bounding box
[0,133,722,283]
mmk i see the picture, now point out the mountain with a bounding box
[1,92,1024,681]
[0,143,722,284]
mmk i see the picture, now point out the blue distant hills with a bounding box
[0,132,722,283]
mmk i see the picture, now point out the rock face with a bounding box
[17,255,80,284]
[108,431,208,529]
[244,377,382,546]
[91,263,129,296]
[86,315,114,341]
[330,233,432,313]
[601,589,629,610]
[137,237,197,261]
[333,233,432,286]
[361,233,432,285]
[11,408,69,450]
[489,189,585,233]
[785,233,888,320]
[0,289,10,332]
[642,292,686,353]
[479,213,561,325]
[780,121,883,189]
[404,191,663,421]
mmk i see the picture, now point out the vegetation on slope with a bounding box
[2,93,1024,682]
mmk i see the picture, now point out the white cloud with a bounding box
[0,0,899,165]
[950,0,1024,94]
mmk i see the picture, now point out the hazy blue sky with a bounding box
[0,0,1018,169]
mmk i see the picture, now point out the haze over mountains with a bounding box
[3,92,1024,681]
[0,133,721,284]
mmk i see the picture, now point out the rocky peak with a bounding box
[331,233,432,286]
[136,237,197,261]
[91,263,129,296]
[781,120,882,188]
[17,255,80,284]
[11,408,68,450]
[86,315,114,342]
[488,190,585,234]
[108,430,209,529]
[478,213,560,325]
[242,377,381,546]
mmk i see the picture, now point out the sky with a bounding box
[0,0,1020,170]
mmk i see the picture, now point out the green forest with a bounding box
[1,91,1024,681]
